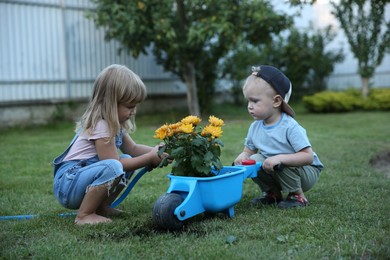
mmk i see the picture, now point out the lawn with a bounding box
[1,105,389,259]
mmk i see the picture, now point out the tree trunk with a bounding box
[361,77,369,98]
[183,62,201,116]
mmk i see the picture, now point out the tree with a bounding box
[269,26,344,99]
[219,44,261,106]
[88,0,292,115]
[331,0,390,98]
[221,25,344,103]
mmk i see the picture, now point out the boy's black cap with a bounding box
[251,65,295,117]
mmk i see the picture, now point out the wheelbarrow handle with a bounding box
[260,163,285,172]
[232,160,284,172]
[110,167,150,208]
[273,163,285,171]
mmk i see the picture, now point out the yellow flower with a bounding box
[179,123,194,134]
[167,122,182,137]
[153,115,225,177]
[154,124,169,140]
[201,125,223,138]
[181,115,201,125]
[208,115,224,127]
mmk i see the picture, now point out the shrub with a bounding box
[364,89,390,110]
[302,88,390,113]
[302,90,362,112]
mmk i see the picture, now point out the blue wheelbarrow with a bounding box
[152,160,262,230]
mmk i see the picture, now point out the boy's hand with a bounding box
[233,152,250,165]
[262,157,283,173]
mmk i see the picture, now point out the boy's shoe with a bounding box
[278,193,310,209]
[251,191,282,206]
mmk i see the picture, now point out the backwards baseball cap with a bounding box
[251,65,295,117]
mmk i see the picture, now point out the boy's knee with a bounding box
[250,153,265,162]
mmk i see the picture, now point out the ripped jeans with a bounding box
[53,154,132,209]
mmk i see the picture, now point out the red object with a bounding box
[242,159,256,165]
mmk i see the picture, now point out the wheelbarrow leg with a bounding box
[224,207,235,218]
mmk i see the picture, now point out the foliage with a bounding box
[154,115,224,177]
[364,88,390,110]
[330,0,390,97]
[219,44,265,106]
[277,26,344,99]
[221,25,344,103]
[88,0,292,114]
[302,88,390,112]
[302,90,361,112]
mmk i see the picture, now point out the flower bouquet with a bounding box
[154,115,225,177]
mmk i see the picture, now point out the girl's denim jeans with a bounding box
[52,131,132,209]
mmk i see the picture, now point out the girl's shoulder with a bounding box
[95,119,109,131]
[86,119,110,140]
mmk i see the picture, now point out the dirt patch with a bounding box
[370,150,390,177]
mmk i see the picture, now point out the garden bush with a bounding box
[302,88,390,113]
[364,88,390,110]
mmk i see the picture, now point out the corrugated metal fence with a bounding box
[0,0,186,104]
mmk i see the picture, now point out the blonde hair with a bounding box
[243,75,276,98]
[76,64,147,140]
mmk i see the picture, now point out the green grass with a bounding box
[1,105,390,259]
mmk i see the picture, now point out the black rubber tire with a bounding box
[152,193,184,231]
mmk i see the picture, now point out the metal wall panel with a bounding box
[0,0,185,103]
[327,71,390,91]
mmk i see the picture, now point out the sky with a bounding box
[276,0,390,75]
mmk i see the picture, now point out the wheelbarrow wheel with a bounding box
[152,193,184,231]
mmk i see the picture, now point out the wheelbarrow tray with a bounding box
[166,165,249,221]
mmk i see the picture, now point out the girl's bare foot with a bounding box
[75,213,112,225]
[97,207,124,217]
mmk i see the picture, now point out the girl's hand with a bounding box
[149,145,169,168]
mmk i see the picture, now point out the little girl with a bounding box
[53,64,165,225]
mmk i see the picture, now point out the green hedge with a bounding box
[302,88,390,113]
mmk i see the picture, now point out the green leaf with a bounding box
[192,138,206,147]
[213,139,224,147]
[204,151,213,162]
[195,163,211,176]
[210,145,221,156]
[158,157,170,168]
[191,154,204,169]
[172,160,192,176]
[171,147,186,158]
[157,145,166,157]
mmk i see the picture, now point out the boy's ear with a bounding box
[273,95,283,108]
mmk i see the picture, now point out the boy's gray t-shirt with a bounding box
[244,113,323,168]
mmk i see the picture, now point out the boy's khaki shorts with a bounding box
[250,153,321,193]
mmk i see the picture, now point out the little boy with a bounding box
[234,65,324,209]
